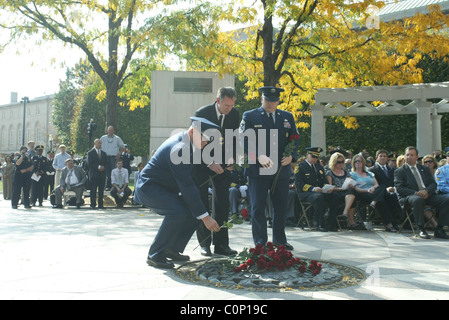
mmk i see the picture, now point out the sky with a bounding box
[0,36,84,106]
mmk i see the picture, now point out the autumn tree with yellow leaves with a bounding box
[152,0,449,129]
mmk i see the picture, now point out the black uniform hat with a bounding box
[259,86,285,101]
[190,117,220,141]
[444,147,449,157]
[35,145,44,152]
[330,146,348,157]
[306,147,323,157]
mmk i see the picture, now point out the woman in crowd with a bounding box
[326,152,358,229]
[350,154,397,232]
[2,155,14,200]
[422,155,438,176]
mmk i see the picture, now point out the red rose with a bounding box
[241,208,249,218]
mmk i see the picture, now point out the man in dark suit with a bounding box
[369,149,401,228]
[193,87,240,257]
[239,86,300,249]
[295,147,339,231]
[134,117,221,269]
[394,146,449,239]
[87,139,107,209]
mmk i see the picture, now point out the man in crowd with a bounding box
[193,87,240,257]
[369,149,402,226]
[239,86,299,250]
[43,150,55,200]
[53,158,87,209]
[394,146,449,239]
[53,145,71,188]
[100,126,125,191]
[134,117,221,269]
[11,146,34,209]
[31,145,48,207]
[110,158,132,208]
[87,139,107,209]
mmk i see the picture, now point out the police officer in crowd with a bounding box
[295,147,340,231]
[31,145,48,207]
[43,150,56,200]
[11,146,34,209]
[239,86,299,250]
[435,147,449,194]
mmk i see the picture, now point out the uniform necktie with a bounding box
[411,166,425,190]
[268,113,275,125]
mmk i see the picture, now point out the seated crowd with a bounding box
[292,145,449,240]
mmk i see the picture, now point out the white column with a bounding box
[416,101,432,156]
[311,103,326,154]
[432,113,442,152]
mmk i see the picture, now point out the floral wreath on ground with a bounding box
[228,242,322,276]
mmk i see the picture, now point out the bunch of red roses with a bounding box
[232,242,322,276]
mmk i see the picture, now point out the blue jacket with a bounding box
[134,132,207,218]
[435,164,449,194]
[239,106,299,179]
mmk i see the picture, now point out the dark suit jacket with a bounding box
[369,163,395,188]
[194,101,240,167]
[394,163,437,201]
[87,147,107,179]
[59,165,87,189]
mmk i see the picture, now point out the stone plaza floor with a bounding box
[1,196,449,300]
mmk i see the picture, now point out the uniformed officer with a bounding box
[31,145,48,207]
[435,147,449,194]
[134,117,221,269]
[295,147,339,231]
[43,150,56,200]
[11,146,34,209]
[239,86,299,249]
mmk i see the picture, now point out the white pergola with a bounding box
[311,82,449,156]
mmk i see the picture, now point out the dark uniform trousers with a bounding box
[12,171,32,207]
[194,167,231,247]
[298,191,340,229]
[249,176,289,246]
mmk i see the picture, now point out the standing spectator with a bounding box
[110,159,132,208]
[132,162,144,205]
[120,144,134,177]
[87,139,107,209]
[3,155,14,200]
[31,145,48,207]
[11,146,34,209]
[53,158,87,209]
[27,141,35,159]
[100,126,125,191]
[53,145,71,188]
[43,150,55,200]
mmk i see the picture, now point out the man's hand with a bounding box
[202,215,221,232]
[258,155,273,169]
[208,162,224,175]
[281,155,293,167]
[416,190,429,199]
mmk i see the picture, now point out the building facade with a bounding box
[0,93,56,159]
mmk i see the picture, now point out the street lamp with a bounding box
[21,96,29,146]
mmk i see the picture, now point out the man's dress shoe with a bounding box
[146,257,174,269]
[165,249,190,261]
[201,246,212,256]
[214,245,237,256]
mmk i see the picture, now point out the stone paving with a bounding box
[1,196,449,300]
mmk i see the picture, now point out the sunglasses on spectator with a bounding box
[424,160,433,164]
[354,159,363,163]
[337,160,345,164]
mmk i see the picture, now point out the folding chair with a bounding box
[398,203,417,237]
[296,201,314,230]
